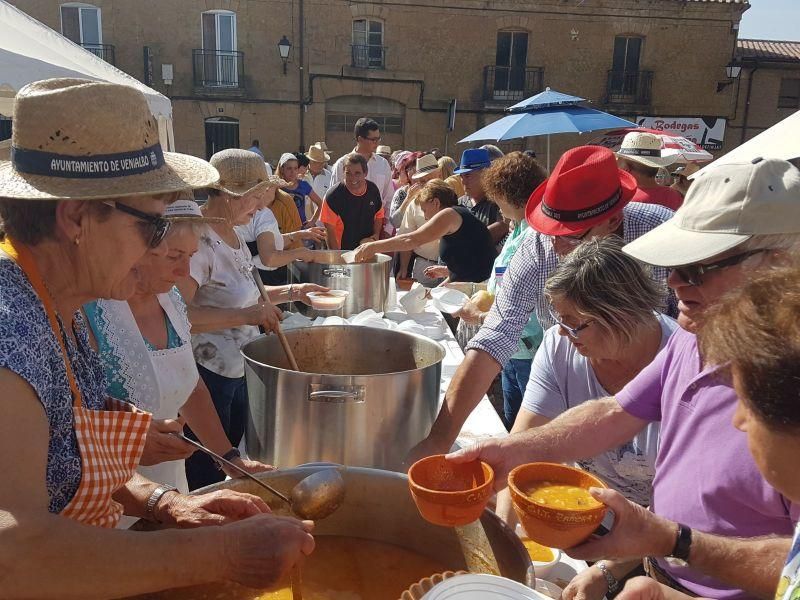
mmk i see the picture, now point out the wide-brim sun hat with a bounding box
[0,78,218,200]
[164,197,225,223]
[210,148,272,196]
[623,157,800,267]
[307,143,331,163]
[616,131,678,169]
[527,145,637,236]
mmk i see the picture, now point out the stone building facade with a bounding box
[8,0,754,164]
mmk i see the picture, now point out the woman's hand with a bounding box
[455,300,486,326]
[353,243,375,263]
[155,488,271,528]
[293,283,330,306]
[240,300,283,332]
[561,564,613,600]
[424,265,449,280]
[296,227,326,243]
[223,457,276,479]
[221,514,315,589]
[139,418,195,466]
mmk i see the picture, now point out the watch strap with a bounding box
[222,447,241,462]
[670,523,693,562]
[146,484,178,522]
[595,561,620,594]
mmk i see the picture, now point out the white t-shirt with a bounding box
[399,200,440,261]
[189,227,261,378]
[521,313,679,506]
[236,207,284,271]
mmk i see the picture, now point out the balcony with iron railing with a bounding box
[351,44,386,69]
[605,70,653,107]
[81,43,115,65]
[192,49,246,92]
[483,65,545,103]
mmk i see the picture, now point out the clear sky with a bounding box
[738,0,800,41]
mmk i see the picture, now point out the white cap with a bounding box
[623,157,800,266]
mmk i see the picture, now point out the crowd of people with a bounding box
[1,76,799,600]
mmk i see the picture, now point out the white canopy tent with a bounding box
[693,109,800,179]
[0,0,174,150]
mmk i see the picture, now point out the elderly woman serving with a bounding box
[0,79,313,598]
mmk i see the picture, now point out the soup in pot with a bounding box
[134,536,450,600]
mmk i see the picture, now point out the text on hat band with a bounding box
[12,143,166,179]
[541,187,622,223]
[618,147,662,158]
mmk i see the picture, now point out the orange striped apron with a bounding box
[2,238,152,528]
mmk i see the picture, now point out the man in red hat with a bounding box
[408,145,676,461]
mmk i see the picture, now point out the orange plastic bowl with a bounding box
[508,462,607,549]
[408,454,495,527]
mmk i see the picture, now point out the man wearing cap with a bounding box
[617,131,684,211]
[450,157,800,600]
[329,118,394,235]
[408,146,676,462]
[455,148,509,248]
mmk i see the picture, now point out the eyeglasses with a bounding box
[362,135,382,142]
[671,250,765,287]
[551,228,592,248]
[104,201,171,248]
[548,307,594,339]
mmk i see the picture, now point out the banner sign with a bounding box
[635,117,726,151]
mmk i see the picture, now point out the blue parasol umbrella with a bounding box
[460,87,637,168]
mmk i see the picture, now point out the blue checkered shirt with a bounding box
[467,202,678,366]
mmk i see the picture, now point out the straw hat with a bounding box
[377,145,392,156]
[411,153,441,181]
[307,142,330,163]
[164,197,224,223]
[210,149,272,196]
[616,131,677,169]
[0,78,218,200]
[623,157,800,267]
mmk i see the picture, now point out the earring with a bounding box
[74,236,81,246]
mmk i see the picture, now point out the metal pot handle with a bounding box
[308,385,365,403]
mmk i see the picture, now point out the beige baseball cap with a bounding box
[623,157,800,267]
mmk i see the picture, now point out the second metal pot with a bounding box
[289,250,391,318]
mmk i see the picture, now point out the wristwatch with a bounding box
[595,561,620,594]
[665,523,693,567]
[222,447,241,462]
[146,484,178,522]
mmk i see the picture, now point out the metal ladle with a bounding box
[171,433,345,520]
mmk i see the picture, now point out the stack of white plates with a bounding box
[422,574,549,599]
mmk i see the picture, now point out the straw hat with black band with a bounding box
[0,78,218,200]
[411,153,441,181]
[616,131,678,170]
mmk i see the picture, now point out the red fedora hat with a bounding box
[526,146,637,236]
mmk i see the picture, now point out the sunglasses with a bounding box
[548,307,594,339]
[671,250,765,287]
[104,201,171,248]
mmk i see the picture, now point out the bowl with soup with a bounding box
[514,524,561,580]
[307,290,349,311]
[508,463,607,549]
[408,454,495,527]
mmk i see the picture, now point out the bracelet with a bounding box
[288,283,294,300]
[595,561,620,594]
[146,484,178,522]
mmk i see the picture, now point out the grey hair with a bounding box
[480,144,505,161]
[545,236,666,346]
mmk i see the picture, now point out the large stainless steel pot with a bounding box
[242,326,444,471]
[130,466,531,597]
[289,250,390,318]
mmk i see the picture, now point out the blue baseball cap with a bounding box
[454,148,492,175]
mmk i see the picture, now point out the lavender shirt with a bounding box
[618,327,798,599]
